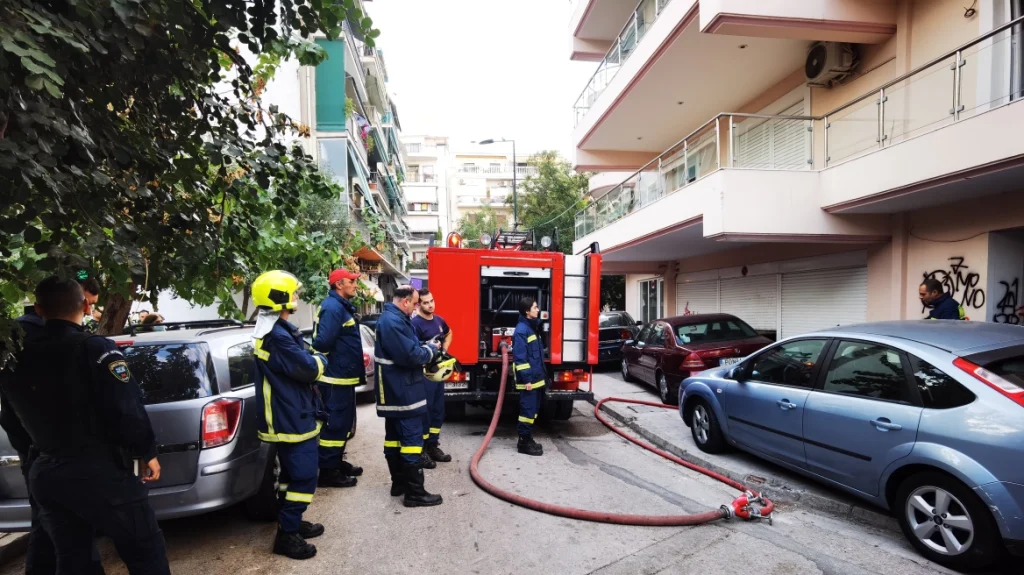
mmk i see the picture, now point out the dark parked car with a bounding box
[0,321,280,531]
[598,311,641,364]
[620,313,772,404]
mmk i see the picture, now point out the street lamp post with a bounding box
[478,138,517,229]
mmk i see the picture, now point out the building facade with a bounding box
[401,135,452,281]
[449,144,539,244]
[570,0,1024,337]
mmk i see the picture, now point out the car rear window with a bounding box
[600,314,628,327]
[909,355,975,409]
[122,343,217,405]
[675,320,757,344]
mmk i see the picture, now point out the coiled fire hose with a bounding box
[468,345,774,526]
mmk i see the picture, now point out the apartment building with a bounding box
[400,135,451,284]
[570,0,1024,337]
[450,144,539,238]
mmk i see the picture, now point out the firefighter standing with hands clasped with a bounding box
[251,270,329,560]
[513,297,546,456]
[375,286,444,507]
[311,268,365,487]
[411,288,455,467]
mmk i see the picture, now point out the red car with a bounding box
[620,313,772,405]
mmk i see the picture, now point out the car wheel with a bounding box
[894,471,1002,571]
[548,399,574,421]
[657,372,678,406]
[689,400,726,453]
[621,359,633,382]
[245,448,280,522]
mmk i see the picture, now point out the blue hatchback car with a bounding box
[678,321,1024,571]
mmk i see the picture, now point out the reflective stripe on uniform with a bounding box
[278,483,289,493]
[383,440,400,448]
[284,491,313,503]
[518,416,534,424]
[254,338,270,360]
[514,363,530,371]
[374,356,395,365]
[313,355,326,380]
[378,365,385,404]
[422,434,430,440]
[319,439,346,448]
[429,427,441,434]
[343,318,356,327]
[515,380,546,390]
[318,375,360,385]
[312,306,322,341]
[527,335,537,343]
[257,421,322,443]
[262,378,275,435]
[377,399,427,412]
[400,445,423,455]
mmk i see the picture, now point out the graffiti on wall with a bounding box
[993,278,1021,324]
[922,257,986,313]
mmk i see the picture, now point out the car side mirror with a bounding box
[728,366,744,381]
[624,339,634,346]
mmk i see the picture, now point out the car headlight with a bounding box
[540,235,552,248]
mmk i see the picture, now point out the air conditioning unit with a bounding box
[805,42,858,87]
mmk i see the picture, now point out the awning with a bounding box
[360,278,385,302]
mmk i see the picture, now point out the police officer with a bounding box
[411,288,453,466]
[311,268,365,487]
[1,277,170,573]
[512,297,545,456]
[250,271,328,560]
[375,286,443,507]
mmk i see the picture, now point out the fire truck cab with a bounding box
[426,230,601,420]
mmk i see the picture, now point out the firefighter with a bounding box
[311,268,364,487]
[375,286,443,507]
[411,288,453,466]
[512,297,545,456]
[1,277,170,573]
[251,270,328,560]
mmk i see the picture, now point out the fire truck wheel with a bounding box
[446,400,467,421]
[547,399,574,421]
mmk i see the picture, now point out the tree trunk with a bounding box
[241,285,251,318]
[97,292,132,336]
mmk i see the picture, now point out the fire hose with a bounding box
[468,346,774,526]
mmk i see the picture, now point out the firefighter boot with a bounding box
[273,528,317,560]
[402,463,443,508]
[419,453,437,469]
[517,435,543,456]
[339,459,363,477]
[425,443,452,463]
[317,468,357,488]
[298,521,325,539]
[386,455,405,497]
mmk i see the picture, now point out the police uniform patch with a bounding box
[108,360,131,383]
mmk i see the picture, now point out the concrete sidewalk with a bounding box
[587,370,900,533]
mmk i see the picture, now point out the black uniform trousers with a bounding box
[30,454,170,575]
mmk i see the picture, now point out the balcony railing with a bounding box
[457,164,539,177]
[573,0,671,127]
[576,15,1024,241]
[457,195,510,207]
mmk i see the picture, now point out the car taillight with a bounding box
[116,340,134,347]
[363,352,371,369]
[619,329,631,339]
[681,352,705,370]
[953,358,1024,408]
[574,368,590,383]
[201,398,243,448]
[554,371,576,383]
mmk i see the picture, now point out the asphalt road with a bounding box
[0,397,986,574]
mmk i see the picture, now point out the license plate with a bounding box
[720,357,742,366]
[445,381,469,390]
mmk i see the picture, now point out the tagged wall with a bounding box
[987,231,1024,324]
[906,234,990,320]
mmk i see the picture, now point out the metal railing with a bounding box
[457,195,510,207]
[457,164,539,177]
[575,15,1024,241]
[573,0,671,127]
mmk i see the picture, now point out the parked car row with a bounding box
[0,320,377,531]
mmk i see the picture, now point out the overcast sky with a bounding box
[365,0,595,158]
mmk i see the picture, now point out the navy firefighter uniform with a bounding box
[926,292,967,320]
[312,287,364,486]
[512,314,547,455]
[251,270,328,560]
[1,319,170,574]
[374,302,443,507]
[411,313,451,461]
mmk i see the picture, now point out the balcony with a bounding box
[573,16,1024,259]
[457,195,511,208]
[456,164,539,178]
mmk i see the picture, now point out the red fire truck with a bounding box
[427,229,602,420]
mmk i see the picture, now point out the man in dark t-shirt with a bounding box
[411,289,453,465]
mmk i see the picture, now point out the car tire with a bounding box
[621,359,634,382]
[245,448,280,522]
[657,372,678,406]
[446,400,467,421]
[548,399,574,421]
[894,471,1003,571]
[689,399,726,454]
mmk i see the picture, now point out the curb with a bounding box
[0,532,28,565]
[588,398,900,534]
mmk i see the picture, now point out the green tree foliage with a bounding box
[0,0,379,362]
[601,275,626,311]
[455,206,506,248]
[512,151,589,254]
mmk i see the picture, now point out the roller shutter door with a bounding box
[720,275,778,331]
[781,267,867,339]
[675,280,718,316]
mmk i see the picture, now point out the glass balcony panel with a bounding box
[884,55,956,146]
[959,29,1019,121]
[827,96,879,165]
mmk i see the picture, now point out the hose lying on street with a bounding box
[468,345,774,526]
